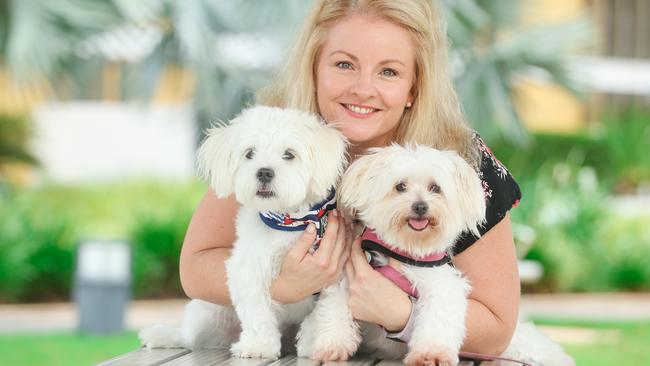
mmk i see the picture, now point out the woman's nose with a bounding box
[349,72,377,99]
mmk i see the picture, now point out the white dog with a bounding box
[139,106,349,359]
[335,144,575,366]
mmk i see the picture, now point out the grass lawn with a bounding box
[0,321,649,365]
[0,331,140,366]
[534,319,650,366]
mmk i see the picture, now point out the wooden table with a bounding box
[98,349,404,366]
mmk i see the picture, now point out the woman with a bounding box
[179,0,521,355]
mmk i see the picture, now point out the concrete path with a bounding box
[1,293,649,334]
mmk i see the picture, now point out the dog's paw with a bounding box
[309,326,361,361]
[404,345,459,366]
[138,325,183,349]
[311,344,353,362]
[230,334,281,359]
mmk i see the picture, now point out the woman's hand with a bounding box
[346,236,412,332]
[270,210,351,304]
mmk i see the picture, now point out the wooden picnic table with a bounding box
[98,348,402,366]
[97,348,503,365]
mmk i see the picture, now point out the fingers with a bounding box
[289,222,317,262]
[349,235,370,270]
[335,231,352,277]
[345,257,355,279]
[329,212,348,266]
[312,209,340,262]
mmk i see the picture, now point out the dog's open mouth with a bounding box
[407,217,431,231]
[256,185,275,198]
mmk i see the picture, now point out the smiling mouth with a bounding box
[407,217,431,231]
[256,185,275,198]
[342,103,379,115]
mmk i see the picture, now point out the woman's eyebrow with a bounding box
[330,50,358,61]
[329,50,405,67]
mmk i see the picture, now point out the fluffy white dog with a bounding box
[335,144,575,366]
[139,106,348,359]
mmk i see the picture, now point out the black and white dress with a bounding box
[452,133,522,256]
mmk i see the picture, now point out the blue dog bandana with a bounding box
[259,189,336,248]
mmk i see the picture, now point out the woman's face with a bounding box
[315,14,416,148]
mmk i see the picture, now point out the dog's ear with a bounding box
[196,120,239,198]
[308,119,349,199]
[338,148,384,218]
[444,151,486,237]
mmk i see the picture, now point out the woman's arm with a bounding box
[453,213,520,355]
[179,189,351,306]
[179,189,239,305]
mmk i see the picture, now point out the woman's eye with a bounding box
[381,68,397,77]
[336,61,353,70]
[282,150,295,160]
[395,182,407,193]
[245,149,255,159]
[429,183,441,194]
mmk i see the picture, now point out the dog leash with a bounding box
[459,351,533,366]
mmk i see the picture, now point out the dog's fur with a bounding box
[335,144,575,366]
[139,106,349,359]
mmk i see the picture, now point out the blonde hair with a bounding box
[257,0,479,166]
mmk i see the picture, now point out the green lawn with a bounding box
[534,319,650,366]
[1,321,649,365]
[0,331,140,366]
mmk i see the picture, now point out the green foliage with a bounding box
[599,217,650,290]
[601,109,650,192]
[129,187,199,298]
[0,190,76,302]
[0,180,205,303]
[494,111,650,291]
[0,113,37,167]
[509,159,610,291]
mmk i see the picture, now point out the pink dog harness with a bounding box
[360,228,450,298]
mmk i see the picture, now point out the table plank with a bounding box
[374,360,403,366]
[163,349,232,366]
[98,348,190,366]
[100,349,382,366]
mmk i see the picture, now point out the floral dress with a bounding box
[452,133,522,255]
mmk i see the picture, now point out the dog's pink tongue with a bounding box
[408,218,429,230]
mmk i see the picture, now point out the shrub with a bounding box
[0,191,76,302]
[0,113,37,167]
[510,159,611,292]
[599,217,650,290]
[601,109,650,193]
[129,190,198,298]
[0,181,205,303]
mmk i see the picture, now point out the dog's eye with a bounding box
[245,149,255,159]
[429,183,441,194]
[282,150,295,160]
[395,182,407,193]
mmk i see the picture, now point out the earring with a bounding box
[406,102,412,108]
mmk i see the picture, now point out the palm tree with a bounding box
[443,0,592,144]
[1,0,310,132]
[1,0,591,144]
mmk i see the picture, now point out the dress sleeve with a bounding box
[452,133,521,256]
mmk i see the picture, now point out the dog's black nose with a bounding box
[256,168,275,183]
[411,201,428,216]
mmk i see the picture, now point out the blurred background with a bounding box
[0,0,648,365]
